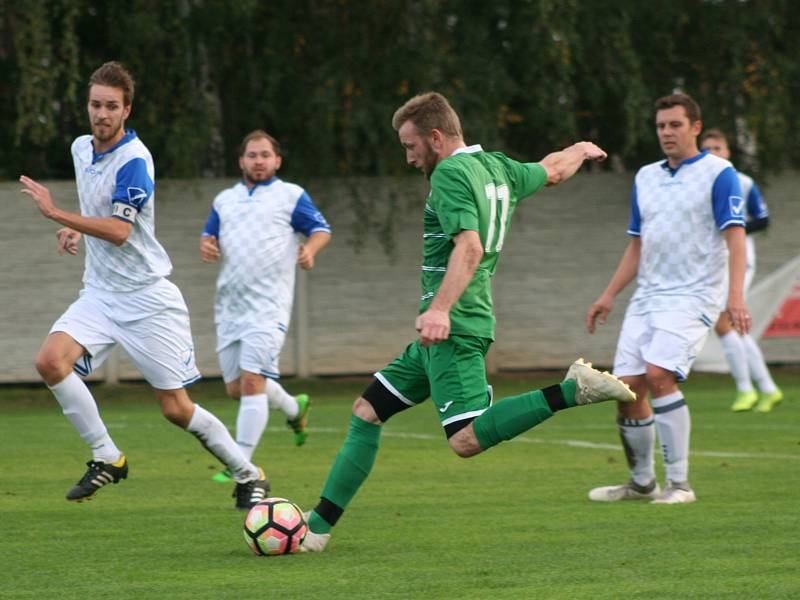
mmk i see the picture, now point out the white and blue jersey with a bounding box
[738,172,768,224]
[626,151,745,315]
[202,178,330,327]
[738,171,769,288]
[71,129,172,292]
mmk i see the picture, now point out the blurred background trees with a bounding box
[1,0,798,180]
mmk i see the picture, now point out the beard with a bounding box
[242,168,272,186]
[419,143,438,179]
[92,120,124,144]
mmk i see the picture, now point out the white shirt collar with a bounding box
[451,144,483,156]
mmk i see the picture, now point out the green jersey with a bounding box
[420,146,547,339]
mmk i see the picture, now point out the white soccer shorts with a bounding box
[49,279,201,389]
[613,308,718,382]
[216,321,287,383]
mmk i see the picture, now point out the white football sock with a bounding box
[719,331,753,392]
[617,416,656,487]
[266,378,298,418]
[652,391,690,483]
[49,372,121,463]
[187,404,259,482]
[741,334,778,394]
[236,394,268,461]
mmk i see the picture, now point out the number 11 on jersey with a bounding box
[484,182,510,253]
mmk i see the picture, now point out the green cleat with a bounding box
[287,394,310,446]
[211,468,233,483]
[731,390,758,412]
[754,388,783,413]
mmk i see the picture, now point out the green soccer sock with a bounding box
[308,414,382,534]
[472,380,577,451]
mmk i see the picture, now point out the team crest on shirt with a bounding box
[128,186,148,207]
[729,195,744,216]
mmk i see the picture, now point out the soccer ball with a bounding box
[243,497,308,556]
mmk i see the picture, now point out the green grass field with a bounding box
[1,372,798,600]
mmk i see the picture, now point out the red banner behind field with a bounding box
[763,283,800,337]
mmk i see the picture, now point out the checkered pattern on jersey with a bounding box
[71,132,172,292]
[207,180,330,325]
[627,153,744,315]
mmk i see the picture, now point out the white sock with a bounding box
[187,404,259,482]
[49,372,121,463]
[652,391,690,483]
[741,335,778,394]
[719,331,753,392]
[236,394,268,461]
[266,379,298,418]
[617,417,656,487]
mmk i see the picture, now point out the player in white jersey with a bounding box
[585,94,751,504]
[18,62,269,509]
[200,130,331,482]
[700,129,783,413]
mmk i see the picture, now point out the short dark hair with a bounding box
[654,93,701,124]
[391,92,463,139]
[89,61,135,106]
[239,130,281,156]
[700,128,728,144]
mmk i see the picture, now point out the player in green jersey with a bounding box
[300,92,634,552]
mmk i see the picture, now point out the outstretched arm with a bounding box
[20,175,132,246]
[587,237,640,333]
[538,142,607,187]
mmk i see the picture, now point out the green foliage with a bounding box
[1,373,799,598]
[1,0,799,181]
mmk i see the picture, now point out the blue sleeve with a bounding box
[626,181,641,236]
[202,207,220,237]
[746,182,769,219]
[290,192,331,236]
[111,158,153,210]
[713,166,746,230]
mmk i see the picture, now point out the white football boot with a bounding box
[565,358,636,405]
[299,511,331,553]
[588,479,661,502]
[650,480,696,504]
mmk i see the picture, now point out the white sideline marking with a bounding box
[103,423,800,461]
[301,427,800,462]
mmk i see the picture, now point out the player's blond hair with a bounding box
[392,92,463,139]
[89,61,135,106]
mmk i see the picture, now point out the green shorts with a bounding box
[376,335,493,428]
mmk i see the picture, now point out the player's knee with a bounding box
[239,371,265,396]
[35,350,69,384]
[447,426,483,458]
[352,397,382,425]
[158,393,194,427]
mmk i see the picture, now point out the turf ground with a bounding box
[1,371,798,599]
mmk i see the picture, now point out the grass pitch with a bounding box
[1,372,798,599]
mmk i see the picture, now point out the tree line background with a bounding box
[1,0,799,182]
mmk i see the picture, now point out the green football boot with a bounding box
[287,394,310,446]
